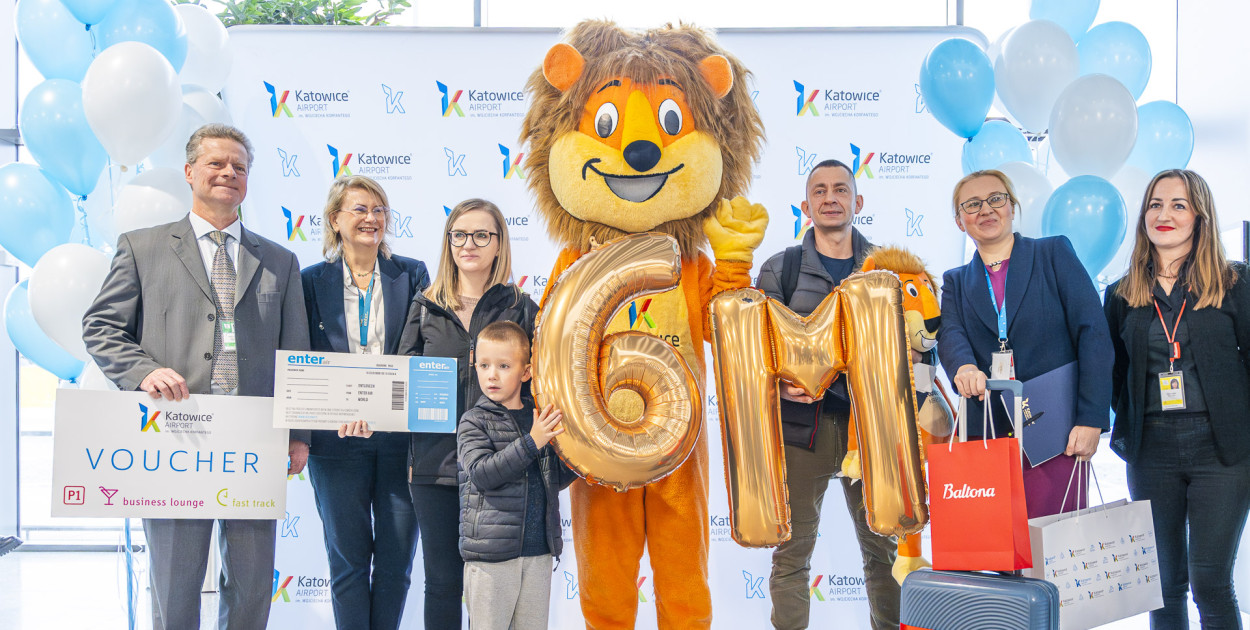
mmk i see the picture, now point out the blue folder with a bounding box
[1001,361,1077,467]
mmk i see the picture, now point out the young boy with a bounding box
[457,321,577,629]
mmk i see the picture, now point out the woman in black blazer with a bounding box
[1104,169,1250,629]
[301,175,429,630]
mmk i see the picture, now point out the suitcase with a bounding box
[900,569,1059,630]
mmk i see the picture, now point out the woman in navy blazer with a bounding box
[937,170,1112,518]
[301,175,430,630]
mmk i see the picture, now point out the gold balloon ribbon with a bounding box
[532,233,702,491]
[709,271,927,547]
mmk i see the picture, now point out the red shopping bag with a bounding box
[927,434,1032,571]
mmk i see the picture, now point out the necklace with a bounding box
[985,258,1007,269]
[1157,272,1178,280]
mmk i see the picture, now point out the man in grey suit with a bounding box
[83,123,310,630]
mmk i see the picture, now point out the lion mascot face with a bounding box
[522,20,764,254]
[862,247,941,353]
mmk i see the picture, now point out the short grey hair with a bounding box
[186,123,254,167]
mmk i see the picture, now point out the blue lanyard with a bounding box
[984,265,1008,348]
[357,272,375,349]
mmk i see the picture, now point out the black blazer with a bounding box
[938,234,1112,433]
[301,254,430,455]
[1104,263,1250,466]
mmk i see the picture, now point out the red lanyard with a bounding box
[1152,297,1187,370]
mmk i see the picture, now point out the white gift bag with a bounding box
[1024,461,1163,629]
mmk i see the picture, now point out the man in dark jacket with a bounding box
[457,321,576,628]
[755,159,898,630]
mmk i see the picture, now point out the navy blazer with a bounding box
[301,254,430,455]
[937,234,1112,432]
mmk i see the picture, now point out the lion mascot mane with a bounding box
[524,20,767,628]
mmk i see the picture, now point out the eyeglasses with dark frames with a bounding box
[959,192,1012,214]
[447,230,499,247]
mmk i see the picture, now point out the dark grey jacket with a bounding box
[457,396,578,563]
[755,228,875,448]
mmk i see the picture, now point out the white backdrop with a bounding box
[221,25,981,628]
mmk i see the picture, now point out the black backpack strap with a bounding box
[781,244,803,304]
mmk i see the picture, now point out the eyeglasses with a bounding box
[959,192,1012,214]
[448,230,498,247]
[343,205,389,218]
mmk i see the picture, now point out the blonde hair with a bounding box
[477,321,532,363]
[320,175,393,262]
[1115,170,1234,309]
[951,169,1019,219]
[425,199,514,311]
[186,123,254,167]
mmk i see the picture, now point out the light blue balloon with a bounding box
[962,121,1033,175]
[1029,0,1101,42]
[1078,22,1151,100]
[61,0,120,25]
[0,164,76,267]
[919,38,995,139]
[4,281,85,381]
[95,0,188,72]
[21,80,109,197]
[1127,101,1194,176]
[15,0,96,81]
[1042,175,1126,278]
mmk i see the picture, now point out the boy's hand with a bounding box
[338,420,373,438]
[529,404,564,449]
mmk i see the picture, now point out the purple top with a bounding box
[987,259,1009,311]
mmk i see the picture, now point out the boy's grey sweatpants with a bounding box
[464,554,553,629]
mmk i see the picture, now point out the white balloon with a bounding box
[1049,74,1138,179]
[998,161,1053,238]
[183,84,232,125]
[28,243,111,361]
[147,104,208,169]
[114,167,192,236]
[77,361,120,391]
[174,4,231,94]
[82,42,182,167]
[994,20,1079,133]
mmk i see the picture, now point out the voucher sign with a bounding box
[51,389,288,519]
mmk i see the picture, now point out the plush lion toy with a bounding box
[524,20,766,629]
[842,246,954,584]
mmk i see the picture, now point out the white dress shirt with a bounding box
[343,259,385,354]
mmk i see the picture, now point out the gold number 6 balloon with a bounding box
[532,233,702,491]
[709,271,928,547]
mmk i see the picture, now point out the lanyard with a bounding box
[1152,296,1187,371]
[356,272,376,349]
[983,265,1007,350]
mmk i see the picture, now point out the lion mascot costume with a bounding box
[523,20,767,628]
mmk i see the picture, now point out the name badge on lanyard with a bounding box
[1154,297,1188,410]
[985,266,1015,380]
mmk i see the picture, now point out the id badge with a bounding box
[220,320,238,353]
[990,349,1015,380]
[1159,371,1186,410]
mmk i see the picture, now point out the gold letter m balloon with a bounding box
[709,272,927,547]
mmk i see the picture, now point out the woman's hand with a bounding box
[1065,425,1101,460]
[953,364,988,400]
[779,383,824,404]
[338,420,374,439]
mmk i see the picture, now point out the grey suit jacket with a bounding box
[82,216,311,441]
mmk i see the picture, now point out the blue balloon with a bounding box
[1127,101,1194,176]
[1042,175,1126,278]
[4,281,85,380]
[962,121,1033,175]
[0,164,76,267]
[1078,22,1151,100]
[919,38,995,139]
[61,0,120,25]
[15,0,96,81]
[21,80,109,197]
[95,0,187,72]
[1029,0,1100,42]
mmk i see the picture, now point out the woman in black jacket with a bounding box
[301,175,429,630]
[396,198,538,628]
[1104,169,1250,629]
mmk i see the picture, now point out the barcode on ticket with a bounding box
[391,381,406,411]
[417,408,448,422]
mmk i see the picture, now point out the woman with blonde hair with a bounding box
[397,198,538,628]
[1105,169,1250,628]
[301,175,429,629]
